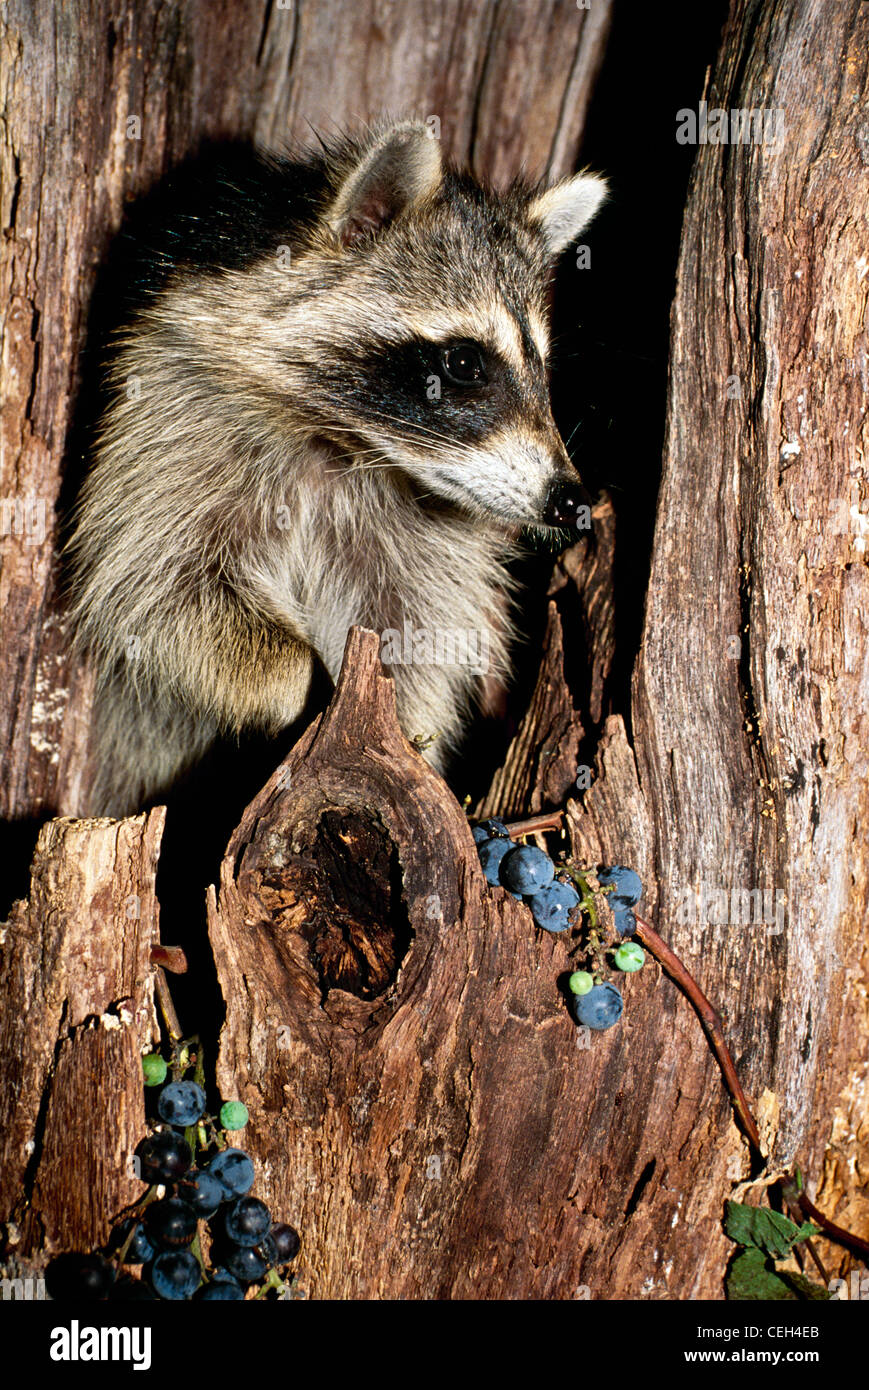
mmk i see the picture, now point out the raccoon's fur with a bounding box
[66,120,606,815]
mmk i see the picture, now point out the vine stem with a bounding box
[633,914,869,1264]
[632,913,762,1152]
[498,813,869,1267]
[504,811,565,838]
[784,1180,869,1264]
[154,965,184,1043]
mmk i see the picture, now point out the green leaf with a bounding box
[790,1221,821,1245]
[726,1249,800,1301]
[724,1202,818,1259]
[777,1270,832,1301]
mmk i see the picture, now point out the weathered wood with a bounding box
[479,494,617,821]
[208,629,601,1298]
[551,493,617,728]
[0,812,163,1256]
[2,0,867,1304]
[623,0,869,1287]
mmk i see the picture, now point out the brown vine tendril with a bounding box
[499,814,869,1268]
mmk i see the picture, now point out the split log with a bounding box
[0,811,163,1258]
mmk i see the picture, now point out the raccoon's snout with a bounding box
[541,478,592,528]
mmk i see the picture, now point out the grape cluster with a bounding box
[472,823,647,1033]
[46,1067,301,1302]
[473,820,580,932]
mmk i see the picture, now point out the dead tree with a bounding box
[1,0,867,1299]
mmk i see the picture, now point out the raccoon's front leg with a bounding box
[87,597,315,814]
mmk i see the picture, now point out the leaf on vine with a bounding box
[724,1201,818,1259]
[726,1249,799,1301]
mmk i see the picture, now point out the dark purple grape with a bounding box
[151,1250,200,1300]
[195,1280,245,1300]
[527,879,580,932]
[613,905,637,937]
[499,845,554,895]
[157,1079,207,1127]
[109,1275,155,1301]
[477,837,513,885]
[177,1169,224,1218]
[225,1196,271,1247]
[113,1219,155,1264]
[598,866,643,906]
[572,981,624,1030]
[137,1129,192,1184]
[476,818,510,839]
[206,1147,255,1197]
[223,1245,268,1284]
[144,1196,198,1249]
[268,1222,301,1264]
[45,1252,115,1301]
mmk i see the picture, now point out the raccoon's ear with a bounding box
[326,122,442,249]
[527,172,608,256]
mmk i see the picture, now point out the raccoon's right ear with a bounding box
[326,122,442,249]
[527,172,608,256]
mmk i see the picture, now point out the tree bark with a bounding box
[0,812,163,1257]
[2,0,868,1303]
[207,0,869,1298]
[624,0,869,1282]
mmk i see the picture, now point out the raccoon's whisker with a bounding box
[323,458,398,474]
[315,414,481,461]
[563,420,583,452]
[321,446,393,467]
[353,410,475,451]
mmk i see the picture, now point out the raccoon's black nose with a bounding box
[542,479,592,528]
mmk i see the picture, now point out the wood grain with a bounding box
[0,811,163,1255]
[2,0,867,1301]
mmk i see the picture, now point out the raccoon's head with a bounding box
[172,122,606,530]
[280,120,606,530]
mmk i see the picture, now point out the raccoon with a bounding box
[66,119,606,815]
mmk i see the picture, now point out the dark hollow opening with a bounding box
[261,808,413,1001]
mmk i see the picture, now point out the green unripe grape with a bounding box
[220,1101,249,1131]
[614,942,645,972]
[142,1053,168,1086]
[568,971,594,996]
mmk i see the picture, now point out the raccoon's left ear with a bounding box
[326,122,443,249]
[527,172,608,256]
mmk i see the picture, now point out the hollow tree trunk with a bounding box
[1,0,867,1302]
[0,0,613,1276]
[207,0,869,1298]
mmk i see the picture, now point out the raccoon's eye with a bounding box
[440,343,487,386]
